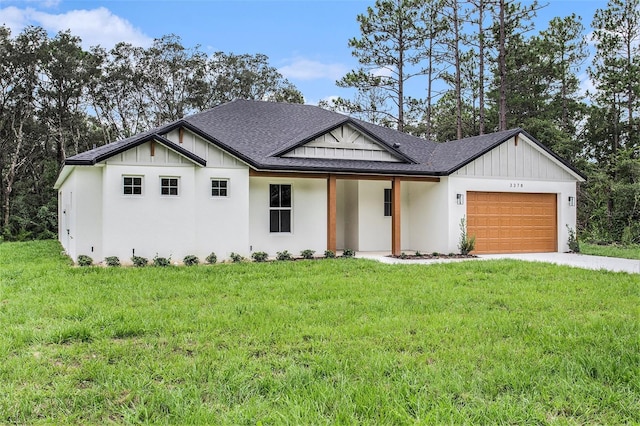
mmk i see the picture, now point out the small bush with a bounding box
[399,252,408,259]
[415,250,422,257]
[183,255,199,266]
[77,255,93,267]
[251,251,269,262]
[342,249,355,258]
[205,252,217,264]
[230,252,244,263]
[104,256,120,267]
[567,225,580,253]
[458,216,476,255]
[153,255,171,267]
[300,249,315,259]
[131,255,148,267]
[276,250,294,261]
[324,250,336,258]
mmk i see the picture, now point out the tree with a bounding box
[39,31,100,164]
[582,0,640,242]
[419,0,447,139]
[590,0,640,154]
[89,42,148,141]
[199,52,303,107]
[335,0,428,131]
[493,0,540,130]
[0,26,46,235]
[539,14,587,135]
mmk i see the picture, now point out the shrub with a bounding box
[131,255,148,267]
[399,252,408,259]
[153,255,171,267]
[415,250,422,257]
[205,252,217,264]
[458,216,476,255]
[324,250,336,258]
[567,225,580,253]
[276,250,294,261]
[104,256,120,267]
[183,255,199,266]
[77,255,93,267]
[300,249,315,259]
[342,248,355,258]
[230,252,244,263]
[251,251,269,262]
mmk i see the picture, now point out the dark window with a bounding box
[269,184,292,232]
[123,176,142,195]
[384,188,392,217]
[161,178,179,196]
[211,179,228,197]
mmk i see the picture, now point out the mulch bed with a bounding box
[388,253,477,259]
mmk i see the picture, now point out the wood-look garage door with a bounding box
[467,192,557,254]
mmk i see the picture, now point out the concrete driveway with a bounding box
[478,252,640,274]
[357,252,640,274]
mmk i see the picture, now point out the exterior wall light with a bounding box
[568,196,575,206]
[456,193,464,205]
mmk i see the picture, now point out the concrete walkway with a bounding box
[356,251,640,274]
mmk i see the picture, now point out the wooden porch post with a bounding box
[391,177,401,256]
[327,174,337,253]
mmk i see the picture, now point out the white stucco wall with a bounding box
[249,176,327,256]
[57,167,103,262]
[356,180,391,252]
[101,164,197,262]
[405,181,446,253]
[193,168,250,259]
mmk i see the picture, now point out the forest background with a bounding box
[0,0,638,245]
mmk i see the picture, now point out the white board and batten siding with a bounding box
[453,134,579,181]
[283,124,402,162]
[105,129,245,169]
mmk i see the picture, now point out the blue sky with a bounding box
[1,0,606,105]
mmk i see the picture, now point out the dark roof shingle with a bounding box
[64,99,583,178]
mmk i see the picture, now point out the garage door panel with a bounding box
[467,192,557,254]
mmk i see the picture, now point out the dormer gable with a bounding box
[280,123,406,162]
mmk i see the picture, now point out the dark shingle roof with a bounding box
[64,99,583,178]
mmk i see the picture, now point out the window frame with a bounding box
[211,178,229,198]
[160,176,180,196]
[269,183,292,233]
[123,175,143,196]
[384,188,392,217]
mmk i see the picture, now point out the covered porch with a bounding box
[250,170,440,256]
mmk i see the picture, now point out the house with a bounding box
[54,99,585,264]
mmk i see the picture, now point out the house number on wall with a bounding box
[509,183,524,188]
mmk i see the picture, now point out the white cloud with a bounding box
[371,66,395,78]
[0,6,152,49]
[279,57,348,81]
[579,71,596,98]
[0,6,30,32]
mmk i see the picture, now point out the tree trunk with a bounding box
[4,120,24,230]
[426,37,434,139]
[398,23,405,132]
[453,0,462,140]
[478,0,485,135]
[498,0,507,130]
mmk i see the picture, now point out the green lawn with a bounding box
[1,241,638,424]
[580,242,640,260]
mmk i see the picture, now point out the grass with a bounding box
[1,240,638,424]
[580,242,640,260]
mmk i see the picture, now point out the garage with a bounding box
[467,192,557,254]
